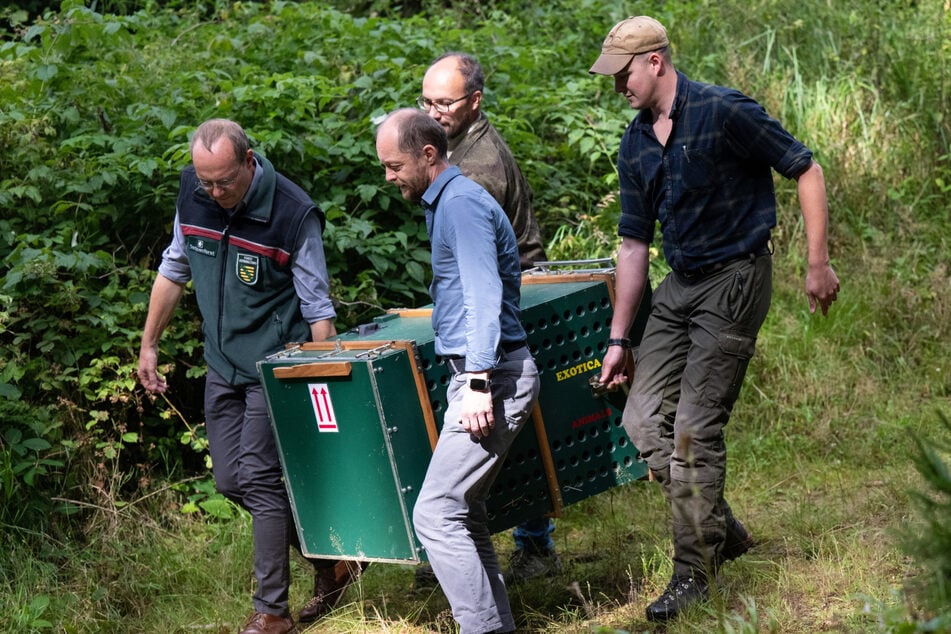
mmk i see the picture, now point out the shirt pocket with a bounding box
[679,143,718,191]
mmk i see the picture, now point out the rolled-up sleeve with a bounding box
[724,93,813,180]
[291,211,336,323]
[156,213,192,284]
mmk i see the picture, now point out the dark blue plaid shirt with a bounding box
[617,71,814,273]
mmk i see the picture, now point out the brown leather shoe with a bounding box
[298,560,366,623]
[239,611,296,634]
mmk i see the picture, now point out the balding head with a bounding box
[376,108,449,203]
[377,108,448,159]
[420,52,484,140]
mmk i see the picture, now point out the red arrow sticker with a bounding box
[307,383,338,432]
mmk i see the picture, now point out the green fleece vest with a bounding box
[176,153,322,385]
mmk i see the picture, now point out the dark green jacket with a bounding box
[448,113,547,270]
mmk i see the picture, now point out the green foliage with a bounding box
[6,596,53,632]
[863,588,951,634]
[0,408,67,529]
[0,0,656,538]
[176,478,234,519]
[895,412,951,625]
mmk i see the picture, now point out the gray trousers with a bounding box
[413,347,540,634]
[624,253,772,579]
[204,368,334,616]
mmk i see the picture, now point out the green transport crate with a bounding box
[257,267,651,564]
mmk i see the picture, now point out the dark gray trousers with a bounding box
[624,253,772,579]
[204,368,332,616]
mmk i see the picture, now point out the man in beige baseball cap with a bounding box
[588,16,669,75]
[590,11,840,627]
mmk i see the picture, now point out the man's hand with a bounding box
[598,345,630,389]
[806,263,840,316]
[138,274,184,394]
[137,345,168,394]
[460,384,495,439]
[796,161,839,316]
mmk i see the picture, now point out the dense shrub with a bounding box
[903,413,951,624]
[0,0,631,536]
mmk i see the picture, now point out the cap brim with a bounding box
[588,53,633,76]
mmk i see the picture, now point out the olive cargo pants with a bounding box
[624,253,772,579]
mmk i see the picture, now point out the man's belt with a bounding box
[443,340,527,374]
[677,245,771,281]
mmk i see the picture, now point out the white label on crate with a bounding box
[307,383,339,432]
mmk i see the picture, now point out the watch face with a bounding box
[469,377,490,391]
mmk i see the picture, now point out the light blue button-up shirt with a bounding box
[422,166,525,371]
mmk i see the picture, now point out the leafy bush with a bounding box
[902,413,951,623]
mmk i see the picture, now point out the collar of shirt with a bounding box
[421,165,463,213]
[632,70,689,134]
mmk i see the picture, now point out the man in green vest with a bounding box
[137,119,359,634]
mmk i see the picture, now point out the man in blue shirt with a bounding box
[590,17,840,622]
[418,50,560,585]
[375,108,540,634]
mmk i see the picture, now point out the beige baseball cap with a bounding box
[589,16,669,75]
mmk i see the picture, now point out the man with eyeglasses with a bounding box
[137,118,359,634]
[590,16,840,621]
[418,52,547,272]
[415,51,562,589]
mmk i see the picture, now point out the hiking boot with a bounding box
[413,563,439,590]
[720,516,753,563]
[298,560,365,623]
[505,548,562,583]
[645,575,709,622]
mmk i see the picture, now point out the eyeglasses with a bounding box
[416,93,471,114]
[197,165,243,191]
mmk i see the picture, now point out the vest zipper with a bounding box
[217,218,231,352]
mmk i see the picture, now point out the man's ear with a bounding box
[469,89,483,110]
[423,144,438,164]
